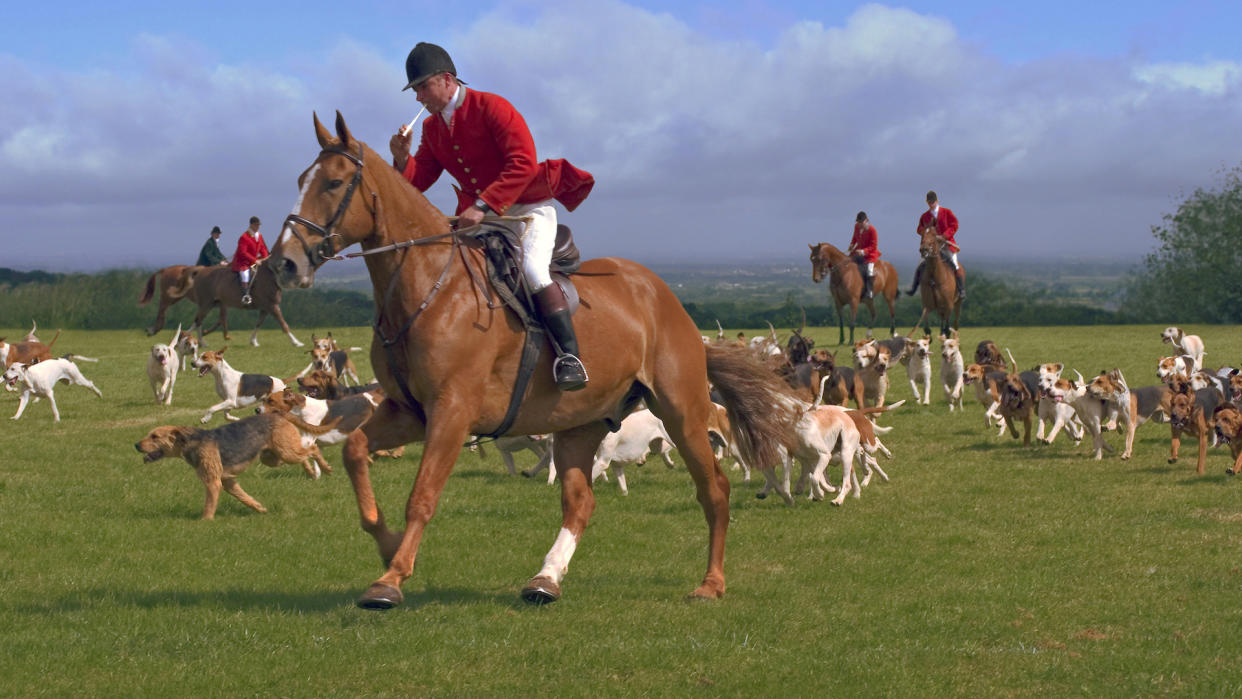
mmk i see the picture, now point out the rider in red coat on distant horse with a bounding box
[389,42,595,391]
[847,211,881,298]
[907,190,965,301]
[231,216,269,305]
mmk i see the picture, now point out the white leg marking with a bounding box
[536,527,579,584]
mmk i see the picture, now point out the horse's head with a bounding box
[269,112,377,289]
[809,243,841,283]
[917,222,941,259]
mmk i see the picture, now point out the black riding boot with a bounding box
[534,284,588,391]
[955,269,966,301]
[240,275,253,305]
[906,261,924,296]
[863,273,874,299]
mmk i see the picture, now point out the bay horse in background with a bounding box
[909,222,962,337]
[266,112,797,610]
[808,242,898,345]
[167,263,304,347]
[139,265,212,336]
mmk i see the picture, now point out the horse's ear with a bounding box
[334,111,354,148]
[313,112,335,148]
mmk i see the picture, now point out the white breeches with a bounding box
[950,253,959,267]
[865,262,875,275]
[495,200,557,292]
[238,268,251,284]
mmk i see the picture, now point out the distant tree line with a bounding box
[1117,163,1242,323]
[0,269,375,331]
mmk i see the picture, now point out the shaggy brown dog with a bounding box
[1212,405,1242,476]
[1168,386,1223,475]
[997,371,1036,446]
[974,340,1004,372]
[135,413,339,519]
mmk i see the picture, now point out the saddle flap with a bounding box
[551,224,581,275]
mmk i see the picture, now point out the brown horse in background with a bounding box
[266,112,797,610]
[168,264,304,348]
[138,265,205,336]
[808,242,898,345]
[910,222,962,337]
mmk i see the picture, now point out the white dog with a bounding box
[147,323,181,405]
[3,357,102,421]
[175,329,200,371]
[1162,327,1205,371]
[590,409,677,495]
[904,335,933,405]
[939,333,964,410]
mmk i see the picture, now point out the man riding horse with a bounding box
[231,216,269,305]
[388,42,595,391]
[907,190,965,301]
[847,211,881,299]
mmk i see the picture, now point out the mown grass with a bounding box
[2,324,1241,696]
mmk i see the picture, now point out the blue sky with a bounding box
[2,1,1241,269]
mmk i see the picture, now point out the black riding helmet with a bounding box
[402,42,466,91]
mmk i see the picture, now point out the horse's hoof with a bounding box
[754,492,767,500]
[520,576,561,605]
[1168,458,1178,464]
[1227,468,1236,476]
[687,584,724,601]
[357,582,403,610]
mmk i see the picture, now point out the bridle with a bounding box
[281,144,367,269]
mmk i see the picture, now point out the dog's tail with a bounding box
[62,353,99,363]
[1004,347,1018,374]
[871,423,894,435]
[1073,369,1085,387]
[813,373,835,408]
[858,398,906,415]
[45,330,61,352]
[281,413,344,436]
[26,319,37,339]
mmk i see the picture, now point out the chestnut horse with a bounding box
[266,112,796,610]
[168,264,304,347]
[139,265,203,336]
[808,242,898,345]
[910,222,962,337]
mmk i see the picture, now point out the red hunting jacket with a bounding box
[397,88,594,215]
[230,232,269,272]
[917,207,960,253]
[848,223,881,263]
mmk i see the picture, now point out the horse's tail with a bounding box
[138,271,159,306]
[705,344,798,470]
[166,267,198,299]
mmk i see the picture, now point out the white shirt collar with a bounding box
[931,205,940,217]
[441,84,464,125]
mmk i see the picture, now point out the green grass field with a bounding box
[2,324,1241,696]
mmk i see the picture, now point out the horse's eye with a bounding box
[327,179,344,189]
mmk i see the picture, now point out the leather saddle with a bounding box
[476,223,581,315]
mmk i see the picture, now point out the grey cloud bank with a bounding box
[1,3,1239,271]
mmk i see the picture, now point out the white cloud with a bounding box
[1,2,1241,270]
[1134,60,1242,96]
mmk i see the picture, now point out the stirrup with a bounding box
[241,294,253,306]
[552,354,588,391]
